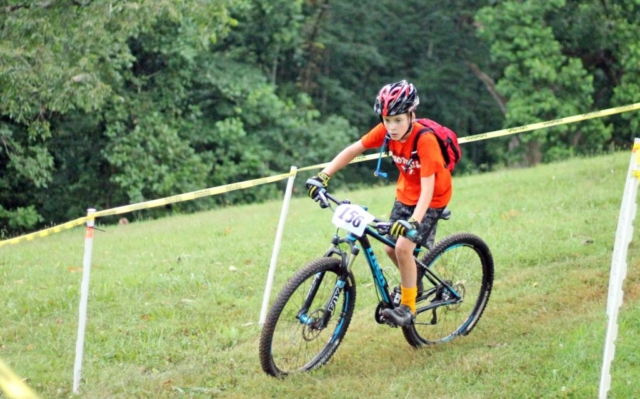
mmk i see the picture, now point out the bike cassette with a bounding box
[434,280,454,302]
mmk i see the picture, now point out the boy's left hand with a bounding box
[390,218,419,239]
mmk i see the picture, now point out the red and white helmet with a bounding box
[373,80,420,116]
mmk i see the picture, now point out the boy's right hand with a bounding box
[306,172,330,199]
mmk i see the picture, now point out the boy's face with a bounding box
[382,113,412,141]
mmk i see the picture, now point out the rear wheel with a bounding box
[259,257,356,377]
[402,233,494,347]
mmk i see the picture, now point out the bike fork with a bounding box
[297,272,347,328]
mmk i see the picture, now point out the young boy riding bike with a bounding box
[306,80,452,326]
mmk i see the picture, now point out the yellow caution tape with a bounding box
[0,359,41,399]
[0,217,89,248]
[632,141,640,178]
[1,102,639,247]
[92,170,295,218]
[0,170,295,247]
[459,102,640,144]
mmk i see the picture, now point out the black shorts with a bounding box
[387,199,446,249]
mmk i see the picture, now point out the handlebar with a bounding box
[315,189,337,208]
[315,189,392,235]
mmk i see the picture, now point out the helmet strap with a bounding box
[399,113,414,141]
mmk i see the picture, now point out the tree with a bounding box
[607,1,640,139]
[3,0,640,236]
[0,0,358,234]
[271,0,506,174]
[475,0,640,165]
[0,0,243,231]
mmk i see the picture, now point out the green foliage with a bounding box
[0,0,357,233]
[0,204,42,233]
[222,0,304,79]
[0,0,244,230]
[476,0,612,165]
[268,0,506,178]
[609,1,640,136]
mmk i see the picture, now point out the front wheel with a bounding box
[259,257,356,377]
[402,233,494,347]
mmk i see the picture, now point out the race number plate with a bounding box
[331,204,375,237]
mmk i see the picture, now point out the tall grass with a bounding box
[1,151,639,398]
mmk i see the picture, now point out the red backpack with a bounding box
[414,118,461,172]
[382,118,462,172]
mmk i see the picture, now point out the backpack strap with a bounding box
[411,127,433,160]
[403,128,432,172]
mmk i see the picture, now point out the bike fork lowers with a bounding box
[297,272,348,329]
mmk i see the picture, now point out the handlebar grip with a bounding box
[317,190,330,209]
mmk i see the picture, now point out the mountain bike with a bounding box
[258,190,494,378]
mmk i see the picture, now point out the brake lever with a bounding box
[317,190,330,209]
[375,222,392,235]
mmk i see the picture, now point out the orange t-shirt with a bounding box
[361,122,452,208]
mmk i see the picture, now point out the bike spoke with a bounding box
[259,258,356,377]
[402,234,494,346]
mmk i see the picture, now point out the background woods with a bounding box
[1,0,639,234]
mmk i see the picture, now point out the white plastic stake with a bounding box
[260,166,298,326]
[599,140,640,398]
[73,208,96,394]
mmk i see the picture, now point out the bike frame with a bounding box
[298,222,463,329]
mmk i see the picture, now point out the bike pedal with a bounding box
[374,302,398,327]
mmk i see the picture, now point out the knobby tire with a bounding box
[258,257,356,377]
[402,233,494,347]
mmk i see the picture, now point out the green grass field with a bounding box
[1,151,639,398]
